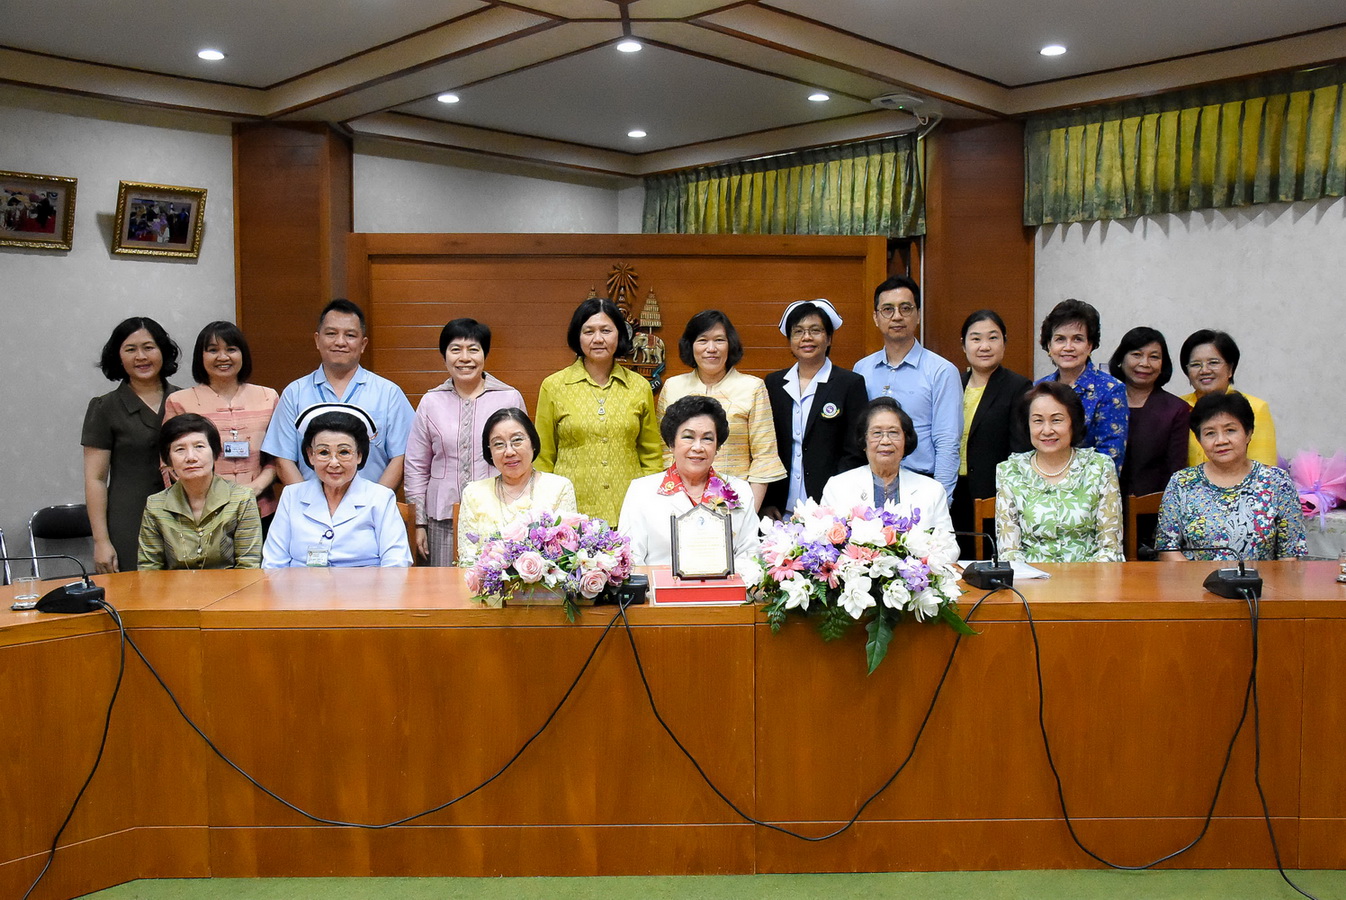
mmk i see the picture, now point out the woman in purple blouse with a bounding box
[403,318,525,566]
[1108,327,1190,498]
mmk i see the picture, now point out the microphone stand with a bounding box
[954,530,1014,590]
[1,554,106,613]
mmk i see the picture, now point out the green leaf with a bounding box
[765,601,787,632]
[563,595,579,624]
[865,614,893,674]
[818,603,852,641]
[940,603,977,636]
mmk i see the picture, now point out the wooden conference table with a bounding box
[3,562,1346,898]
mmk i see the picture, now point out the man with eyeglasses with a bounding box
[852,275,962,503]
[262,299,414,488]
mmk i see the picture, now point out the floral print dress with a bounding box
[995,449,1124,563]
[1155,461,1307,560]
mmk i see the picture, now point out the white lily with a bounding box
[881,578,911,610]
[781,575,813,611]
[838,574,875,619]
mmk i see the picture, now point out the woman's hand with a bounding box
[93,538,118,574]
[415,525,429,561]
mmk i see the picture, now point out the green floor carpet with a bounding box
[81,871,1343,899]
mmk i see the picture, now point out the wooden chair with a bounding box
[973,496,996,560]
[1125,492,1163,560]
[396,502,417,564]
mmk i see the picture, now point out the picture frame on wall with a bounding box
[112,180,207,259]
[0,169,77,251]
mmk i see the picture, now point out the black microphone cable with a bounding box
[1003,578,1321,898]
[21,600,127,900]
[21,597,630,900]
[613,588,997,840]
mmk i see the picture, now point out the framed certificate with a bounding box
[670,507,733,579]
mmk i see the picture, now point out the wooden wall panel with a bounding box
[923,121,1035,375]
[234,123,352,393]
[349,233,889,410]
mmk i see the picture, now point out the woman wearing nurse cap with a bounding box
[762,299,870,519]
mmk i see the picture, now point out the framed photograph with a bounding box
[0,170,77,251]
[112,180,207,259]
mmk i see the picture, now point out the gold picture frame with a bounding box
[0,170,77,251]
[112,180,207,259]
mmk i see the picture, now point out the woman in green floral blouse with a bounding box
[994,381,1123,563]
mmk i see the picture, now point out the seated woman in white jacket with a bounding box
[263,406,412,568]
[618,395,761,574]
[820,397,958,569]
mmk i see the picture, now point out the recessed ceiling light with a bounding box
[437,93,460,104]
[628,130,647,138]
[1040,44,1067,56]
[197,49,225,61]
[617,40,642,53]
[808,92,830,102]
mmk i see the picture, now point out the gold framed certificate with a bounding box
[670,507,733,579]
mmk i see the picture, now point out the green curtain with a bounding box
[642,136,924,237]
[1025,64,1346,225]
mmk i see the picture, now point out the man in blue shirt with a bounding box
[262,299,414,489]
[852,276,963,502]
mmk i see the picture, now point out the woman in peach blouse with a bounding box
[165,321,280,518]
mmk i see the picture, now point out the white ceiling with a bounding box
[4,0,1343,175]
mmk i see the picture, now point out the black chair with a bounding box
[28,504,94,579]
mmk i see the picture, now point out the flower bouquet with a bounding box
[464,509,633,621]
[748,499,974,673]
[1283,449,1346,529]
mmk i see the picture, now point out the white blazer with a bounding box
[263,477,412,568]
[820,465,959,568]
[618,472,761,574]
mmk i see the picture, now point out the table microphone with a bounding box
[953,531,1014,590]
[1159,539,1263,600]
[1,555,106,613]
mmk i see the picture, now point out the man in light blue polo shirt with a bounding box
[262,299,414,489]
[852,276,962,502]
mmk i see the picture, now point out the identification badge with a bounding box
[306,545,330,567]
[820,402,840,419]
[223,440,250,458]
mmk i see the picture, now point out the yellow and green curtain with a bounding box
[1025,63,1346,225]
[643,135,924,237]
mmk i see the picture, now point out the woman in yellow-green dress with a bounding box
[534,298,663,525]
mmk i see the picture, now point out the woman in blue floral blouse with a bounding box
[1156,391,1306,560]
[1034,299,1128,475]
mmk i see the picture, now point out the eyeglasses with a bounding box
[866,429,904,444]
[489,436,530,454]
[790,326,827,339]
[312,447,356,462]
[1186,359,1226,373]
[876,304,918,319]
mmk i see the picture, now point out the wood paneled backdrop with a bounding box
[347,234,890,410]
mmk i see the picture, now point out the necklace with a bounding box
[496,472,536,510]
[1032,449,1074,478]
[588,381,608,418]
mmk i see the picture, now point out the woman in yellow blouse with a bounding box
[534,298,663,525]
[656,310,785,511]
[1178,329,1277,466]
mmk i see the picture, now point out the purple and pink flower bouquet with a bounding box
[465,509,633,621]
[749,499,974,673]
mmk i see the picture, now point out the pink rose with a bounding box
[514,551,547,584]
[578,568,609,599]
[465,568,482,593]
[825,520,849,545]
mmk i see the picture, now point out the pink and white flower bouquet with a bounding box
[465,509,633,621]
[748,499,974,673]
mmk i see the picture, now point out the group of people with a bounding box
[81,284,1306,579]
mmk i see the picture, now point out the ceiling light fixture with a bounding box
[437,93,460,104]
[628,130,647,138]
[808,92,830,102]
[617,40,642,53]
[197,49,225,61]
[1040,44,1067,56]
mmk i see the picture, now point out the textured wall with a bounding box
[1035,197,1346,459]
[352,137,639,235]
[0,87,235,573]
